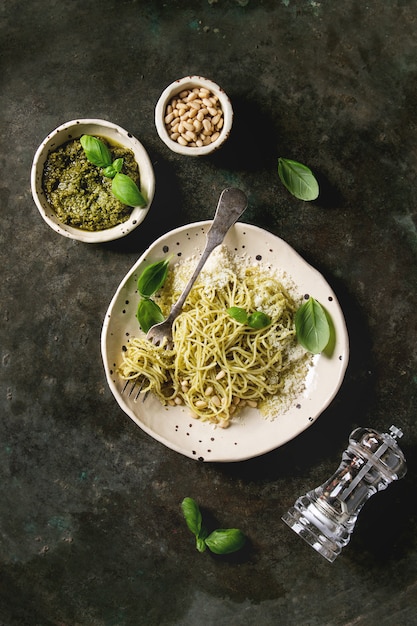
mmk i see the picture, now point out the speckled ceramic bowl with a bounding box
[31,119,155,243]
[155,76,233,156]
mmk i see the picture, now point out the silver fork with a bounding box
[146,187,248,348]
[121,187,247,400]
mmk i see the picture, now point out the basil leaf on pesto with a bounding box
[136,298,164,333]
[80,135,112,168]
[137,258,170,298]
[112,172,146,207]
[295,296,330,353]
[103,165,117,178]
[278,158,319,201]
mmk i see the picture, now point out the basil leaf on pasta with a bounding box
[227,307,248,324]
[247,311,271,329]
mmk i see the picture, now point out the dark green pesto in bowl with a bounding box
[42,137,140,231]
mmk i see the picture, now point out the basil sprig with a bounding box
[278,157,319,201]
[227,307,271,329]
[181,497,246,555]
[135,258,171,333]
[295,296,330,353]
[80,134,146,207]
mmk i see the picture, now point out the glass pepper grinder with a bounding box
[282,425,407,562]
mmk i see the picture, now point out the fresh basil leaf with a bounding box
[204,528,246,555]
[80,135,112,168]
[278,158,319,201]
[112,173,146,207]
[181,497,203,538]
[103,165,117,178]
[196,536,207,553]
[137,258,170,298]
[295,296,330,353]
[247,311,271,329]
[113,157,123,173]
[136,298,164,333]
[227,307,249,324]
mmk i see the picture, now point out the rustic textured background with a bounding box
[1,1,416,624]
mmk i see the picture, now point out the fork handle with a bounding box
[169,188,248,317]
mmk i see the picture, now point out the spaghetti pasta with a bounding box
[118,247,310,427]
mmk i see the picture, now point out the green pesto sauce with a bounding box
[42,137,140,231]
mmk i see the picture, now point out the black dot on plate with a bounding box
[198,457,204,462]
[304,293,310,300]
[192,451,196,455]
[163,245,169,253]
[328,296,333,301]
[296,404,301,409]
[309,417,314,422]
[256,254,262,261]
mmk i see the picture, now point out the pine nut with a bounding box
[205,386,214,396]
[212,395,221,407]
[164,86,224,148]
[247,400,258,408]
[195,400,207,408]
[215,370,226,380]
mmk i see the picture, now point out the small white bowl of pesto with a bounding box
[31,119,155,243]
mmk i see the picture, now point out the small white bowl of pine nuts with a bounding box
[154,76,233,156]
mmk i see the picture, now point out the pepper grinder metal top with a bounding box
[282,425,407,562]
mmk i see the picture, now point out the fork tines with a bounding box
[122,378,148,401]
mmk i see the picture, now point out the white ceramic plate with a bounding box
[101,222,349,462]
